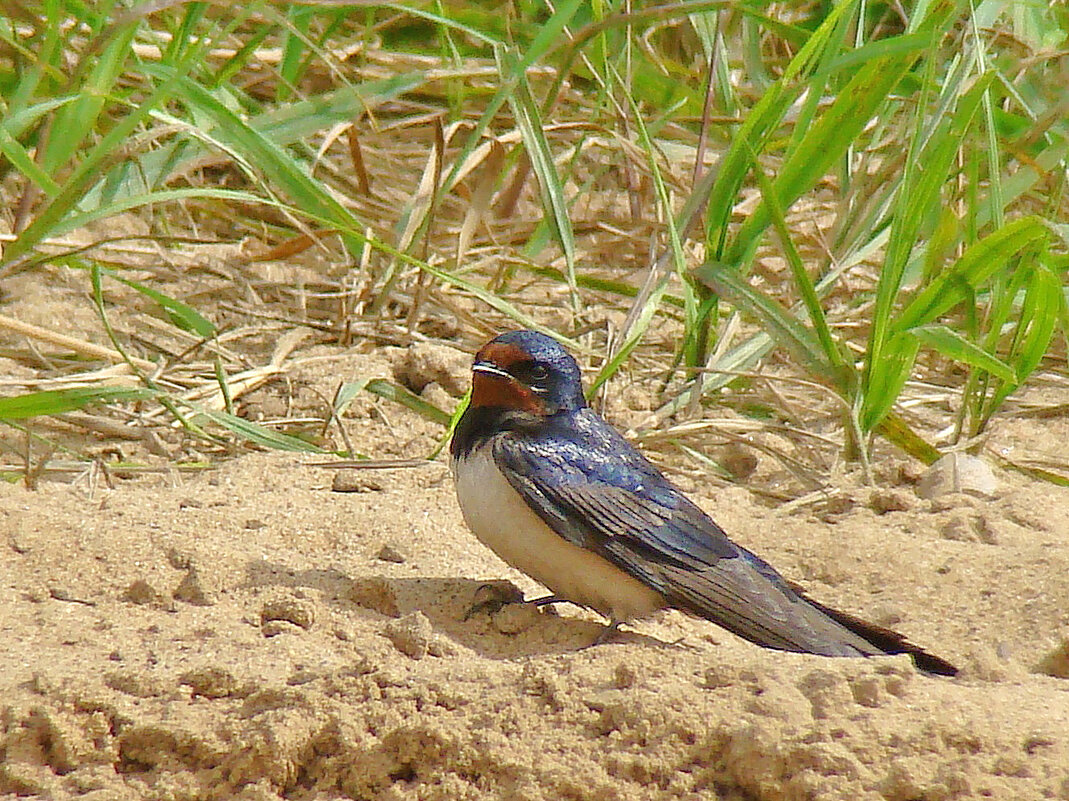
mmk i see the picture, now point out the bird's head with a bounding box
[469,330,586,418]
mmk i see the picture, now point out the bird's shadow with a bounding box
[244,559,672,659]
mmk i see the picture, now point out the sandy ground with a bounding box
[2,342,1069,801]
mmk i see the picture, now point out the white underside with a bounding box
[453,445,665,622]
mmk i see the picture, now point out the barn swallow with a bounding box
[450,330,957,676]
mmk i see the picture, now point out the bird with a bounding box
[449,330,958,676]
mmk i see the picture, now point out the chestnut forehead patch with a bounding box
[475,341,531,369]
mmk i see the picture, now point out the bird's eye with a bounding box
[528,364,549,382]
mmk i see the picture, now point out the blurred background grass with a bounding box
[0,0,1066,492]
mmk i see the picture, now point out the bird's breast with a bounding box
[451,442,665,622]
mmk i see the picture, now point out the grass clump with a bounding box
[0,0,1065,490]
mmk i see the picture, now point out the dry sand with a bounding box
[2,347,1069,801]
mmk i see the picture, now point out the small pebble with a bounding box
[929,493,980,512]
[960,646,1028,682]
[719,443,758,481]
[848,676,884,708]
[348,578,400,618]
[375,544,406,563]
[286,669,317,686]
[940,512,981,542]
[49,587,95,606]
[917,453,999,499]
[105,671,165,698]
[613,663,637,689]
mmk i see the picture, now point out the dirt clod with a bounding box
[261,598,315,630]
[332,471,384,493]
[1036,635,1069,679]
[180,666,243,698]
[391,342,469,397]
[869,487,917,514]
[123,579,164,606]
[383,611,435,659]
[173,568,216,606]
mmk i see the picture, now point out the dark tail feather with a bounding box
[797,591,958,676]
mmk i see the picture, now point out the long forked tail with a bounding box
[795,589,958,676]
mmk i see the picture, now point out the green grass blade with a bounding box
[517,262,684,306]
[974,139,1069,231]
[750,148,844,376]
[987,261,1062,412]
[875,412,942,465]
[0,387,157,419]
[967,2,1005,230]
[502,49,577,303]
[430,389,471,460]
[862,68,994,427]
[702,79,797,258]
[213,357,234,416]
[194,409,326,453]
[3,48,203,264]
[342,379,451,427]
[76,75,422,214]
[0,96,79,141]
[42,23,138,174]
[911,324,1016,382]
[0,123,62,196]
[704,0,859,258]
[589,61,690,394]
[88,261,210,440]
[278,6,311,101]
[588,273,671,397]
[438,0,581,199]
[380,2,501,47]
[416,260,581,350]
[859,333,922,431]
[13,188,279,252]
[100,270,217,338]
[892,216,1050,332]
[695,261,833,380]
